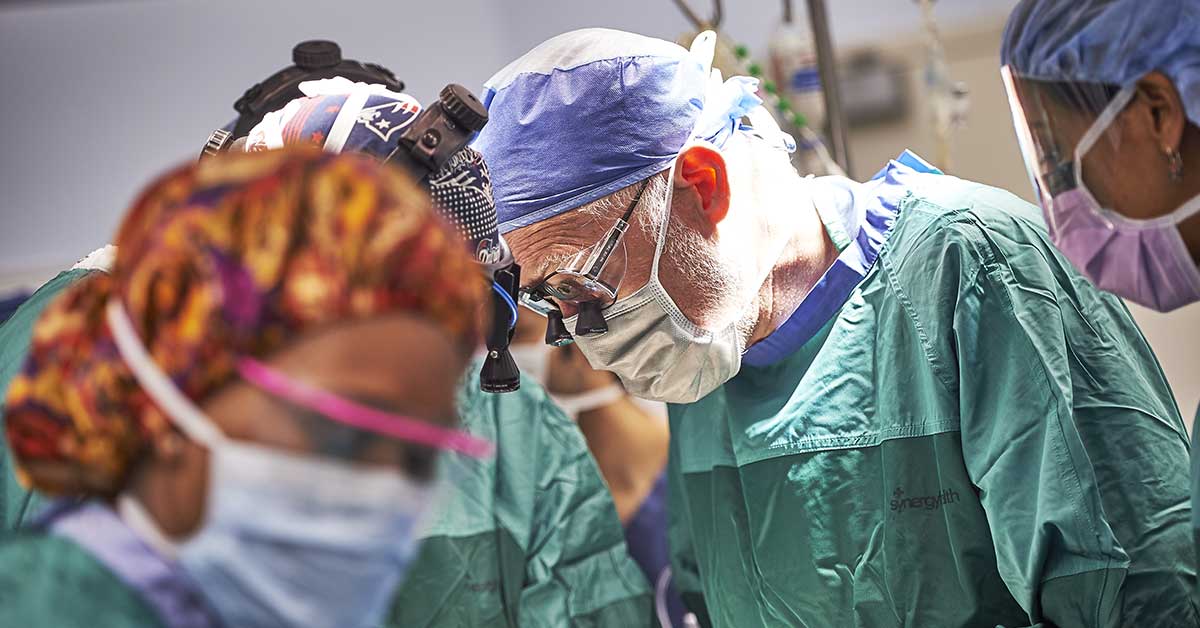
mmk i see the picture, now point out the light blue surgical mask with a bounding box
[177,441,430,628]
[107,299,435,628]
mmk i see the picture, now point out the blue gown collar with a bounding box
[742,150,938,368]
[42,500,224,628]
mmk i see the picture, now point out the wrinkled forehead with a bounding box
[505,207,612,289]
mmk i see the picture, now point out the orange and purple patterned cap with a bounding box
[4,148,487,495]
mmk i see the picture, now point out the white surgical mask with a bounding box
[507,341,628,417]
[507,343,551,385]
[565,172,746,404]
[567,283,743,404]
[107,299,433,628]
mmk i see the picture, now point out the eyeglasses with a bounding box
[519,179,651,342]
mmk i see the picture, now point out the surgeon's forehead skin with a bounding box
[507,210,610,290]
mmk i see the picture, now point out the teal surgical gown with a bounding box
[0,530,172,627]
[0,268,95,530]
[384,364,652,626]
[1194,403,1199,600]
[0,267,651,627]
[669,155,1196,627]
[0,500,221,628]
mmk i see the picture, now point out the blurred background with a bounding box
[2,0,1197,422]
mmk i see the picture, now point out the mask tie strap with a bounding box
[1073,86,1136,163]
[108,298,494,459]
[1072,85,1136,228]
[322,82,373,153]
[106,298,225,447]
[236,358,495,459]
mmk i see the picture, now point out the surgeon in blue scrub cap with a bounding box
[1001,1,1200,313]
[1002,0,1200,612]
[475,27,1197,627]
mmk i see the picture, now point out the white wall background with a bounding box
[0,0,1020,280]
[1,0,1197,420]
[0,0,510,281]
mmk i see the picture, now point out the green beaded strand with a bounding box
[726,39,809,130]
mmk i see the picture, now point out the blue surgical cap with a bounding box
[1001,0,1200,126]
[473,28,778,234]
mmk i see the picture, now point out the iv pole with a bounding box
[802,0,852,175]
[672,0,853,176]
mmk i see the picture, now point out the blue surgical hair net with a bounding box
[472,28,788,234]
[1001,0,1200,127]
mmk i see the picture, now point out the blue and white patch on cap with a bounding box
[246,80,507,268]
[243,77,422,159]
[473,29,784,234]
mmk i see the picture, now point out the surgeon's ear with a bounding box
[1134,71,1187,153]
[673,145,730,230]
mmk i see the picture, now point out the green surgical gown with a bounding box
[0,269,651,627]
[384,365,652,626]
[0,268,94,531]
[0,532,166,627]
[669,172,1197,627]
[1194,402,1199,603]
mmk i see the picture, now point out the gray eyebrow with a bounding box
[521,248,579,291]
[515,206,615,291]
